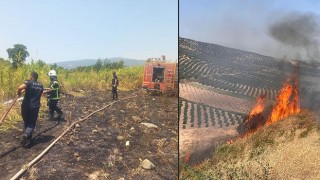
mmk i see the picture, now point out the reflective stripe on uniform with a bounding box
[50,82,60,100]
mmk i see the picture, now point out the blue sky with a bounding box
[0,0,177,63]
[180,0,320,60]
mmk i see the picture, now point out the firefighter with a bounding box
[45,70,63,120]
[112,72,119,100]
[17,71,44,147]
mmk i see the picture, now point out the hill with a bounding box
[179,37,320,131]
[179,37,320,179]
[53,57,145,69]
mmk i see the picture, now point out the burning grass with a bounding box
[180,111,320,179]
[240,64,301,136]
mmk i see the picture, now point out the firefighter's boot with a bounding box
[20,134,31,147]
[56,111,63,119]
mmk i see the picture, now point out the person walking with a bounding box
[112,72,119,100]
[17,71,43,147]
[45,70,63,120]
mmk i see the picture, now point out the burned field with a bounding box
[179,37,320,164]
[0,91,178,179]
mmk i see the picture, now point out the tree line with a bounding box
[1,44,125,71]
[73,58,124,72]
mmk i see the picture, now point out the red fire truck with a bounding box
[142,61,177,96]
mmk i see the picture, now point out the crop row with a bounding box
[198,78,279,100]
[179,54,284,100]
[179,99,247,129]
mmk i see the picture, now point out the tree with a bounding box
[94,58,103,71]
[7,44,29,69]
[103,59,111,69]
[111,60,124,69]
[117,60,124,68]
[36,59,46,67]
[50,63,58,70]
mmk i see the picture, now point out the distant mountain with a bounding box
[52,57,145,69]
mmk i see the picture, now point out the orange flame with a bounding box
[244,95,265,125]
[247,95,265,120]
[239,95,266,137]
[266,64,301,125]
[266,82,293,124]
[242,63,301,137]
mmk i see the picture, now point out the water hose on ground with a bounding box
[10,91,138,180]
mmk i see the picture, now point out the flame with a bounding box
[244,95,265,125]
[239,95,266,137]
[266,65,301,125]
[242,63,301,136]
[266,82,293,124]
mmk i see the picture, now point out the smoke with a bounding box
[269,12,320,62]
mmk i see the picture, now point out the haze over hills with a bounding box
[52,57,145,69]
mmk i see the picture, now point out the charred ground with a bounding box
[0,91,178,179]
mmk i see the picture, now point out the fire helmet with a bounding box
[48,70,57,77]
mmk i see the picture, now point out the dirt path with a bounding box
[0,91,178,179]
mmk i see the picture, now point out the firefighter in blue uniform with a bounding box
[17,71,44,147]
[45,70,63,120]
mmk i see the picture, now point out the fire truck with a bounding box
[142,60,177,96]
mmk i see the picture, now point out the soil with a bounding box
[0,90,178,179]
[179,127,238,165]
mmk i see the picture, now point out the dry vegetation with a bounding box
[180,111,320,179]
[0,59,143,131]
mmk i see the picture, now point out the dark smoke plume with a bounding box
[269,12,320,62]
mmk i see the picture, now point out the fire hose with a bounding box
[1,88,56,126]
[10,91,138,180]
[0,95,20,126]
